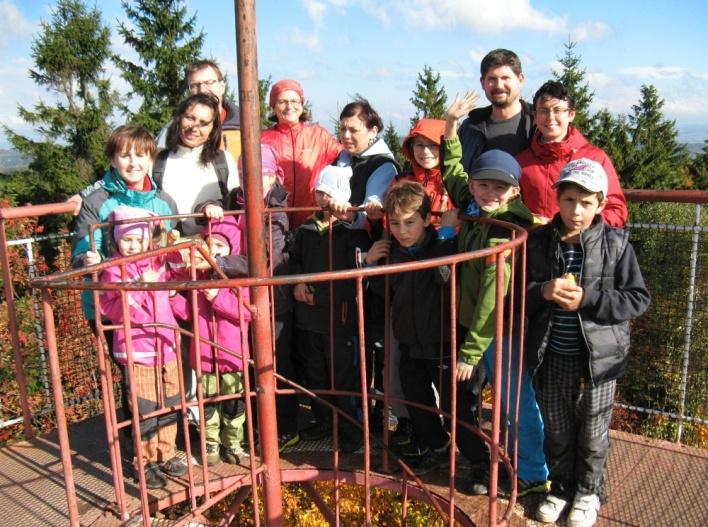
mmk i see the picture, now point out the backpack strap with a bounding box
[213,149,229,200]
[151,149,171,189]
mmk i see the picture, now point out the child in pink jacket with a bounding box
[173,215,252,466]
[100,205,187,490]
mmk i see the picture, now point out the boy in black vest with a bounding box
[525,158,650,527]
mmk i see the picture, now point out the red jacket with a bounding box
[517,127,627,227]
[400,118,452,214]
[262,121,343,228]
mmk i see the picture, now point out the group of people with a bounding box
[69,49,650,527]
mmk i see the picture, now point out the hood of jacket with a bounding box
[528,125,588,161]
[222,98,241,129]
[401,118,445,161]
[339,136,395,164]
[204,215,243,255]
[102,168,160,207]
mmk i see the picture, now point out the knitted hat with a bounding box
[315,165,352,203]
[238,144,285,185]
[554,158,608,197]
[109,205,157,243]
[269,79,305,108]
[469,149,522,187]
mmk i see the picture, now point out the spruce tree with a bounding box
[2,0,117,221]
[409,65,447,127]
[383,121,407,171]
[687,140,708,189]
[258,76,273,129]
[624,85,689,189]
[114,0,204,134]
[552,39,594,135]
[589,108,632,177]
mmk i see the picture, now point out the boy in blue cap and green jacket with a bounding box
[442,92,548,496]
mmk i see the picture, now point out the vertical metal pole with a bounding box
[41,289,80,526]
[676,203,701,443]
[234,1,284,523]
[0,219,34,439]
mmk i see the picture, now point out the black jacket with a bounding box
[525,215,651,385]
[457,100,535,175]
[218,182,293,315]
[370,226,456,360]
[290,213,371,335]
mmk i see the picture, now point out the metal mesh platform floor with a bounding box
[1,415,706,526]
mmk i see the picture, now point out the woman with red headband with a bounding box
[262,79,343,228]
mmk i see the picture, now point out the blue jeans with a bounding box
[481,337,548,482]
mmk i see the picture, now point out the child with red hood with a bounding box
[173,215,252,467]
[400,118,453,216]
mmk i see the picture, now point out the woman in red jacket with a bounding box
[261,79,343,228]
[516,81,627,227]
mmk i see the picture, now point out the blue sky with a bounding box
[1,0,706,150]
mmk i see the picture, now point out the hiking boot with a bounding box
[498,474,550,498]
[536,494,570,523]
[204,443,221,466]
[143,462,167,489]
[300,422,332,442]
[411,442,450,475]
[398,440,429,458]
[567,492,600,527]
[221,447,241,465]
[339,434,363,454]
[278,432,301,452]
[389,417,413,447]
[459,462,489,496]
[161,456,188,477]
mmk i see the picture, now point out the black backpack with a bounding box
[152,148,230,200]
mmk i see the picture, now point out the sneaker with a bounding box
[537,494,570,523]
[389,417,413,447]
[205,443,221,466]
[143,463,167,489]
[498,475,550,498]
[300,422,332,442]
[567,492,600,527]
[278,432,301,452]
[221,447,241,465]
[161,456,188,477]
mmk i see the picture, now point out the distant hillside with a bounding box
[0,149,30,174]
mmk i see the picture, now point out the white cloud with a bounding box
[586,71,612,88]
[0,1,33,35]
[570,21,610,42]
[303,0,328,25]
[287,27,321,52]
[620,65,692,80]
[399,0,567,34]
[361,0,390,24]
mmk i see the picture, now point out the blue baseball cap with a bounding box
[469,149,522,187]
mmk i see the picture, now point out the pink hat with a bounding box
[269,79,305,108]
[109,205,157,242]
[238,144,285,184]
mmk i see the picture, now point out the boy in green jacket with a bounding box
[442,92,548,496]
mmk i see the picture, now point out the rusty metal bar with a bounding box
[234,0,284,524]
[40,289,80,526]
[624,189,708,203]
[0,219,34,438]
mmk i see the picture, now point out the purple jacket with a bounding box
[100,258,179,367]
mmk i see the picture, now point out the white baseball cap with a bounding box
[553,158,608,197]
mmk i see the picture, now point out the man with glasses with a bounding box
[158,60,242,160]
[516,81,627,226]
[456,49,535,175]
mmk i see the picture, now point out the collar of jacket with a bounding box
[529,125,587,160]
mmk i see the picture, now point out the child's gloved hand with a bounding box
[202,204,224,221]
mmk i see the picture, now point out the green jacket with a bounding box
[442,136,535,365]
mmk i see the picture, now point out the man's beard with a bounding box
[490,92,514,108]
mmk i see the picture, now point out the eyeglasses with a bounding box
[188,79,222,91]
[536,106,571,118]
[276,98,302,107]
[412,142,439,151]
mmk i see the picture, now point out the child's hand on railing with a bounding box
[202,204,224,221]
[139,270,160,283]
[456,360,476,382]
[440,209,460,228]
[366,240,391,265]
[85,250,101,266]
[364,200,384,221]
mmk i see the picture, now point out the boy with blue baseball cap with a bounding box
[441,92,549,496]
